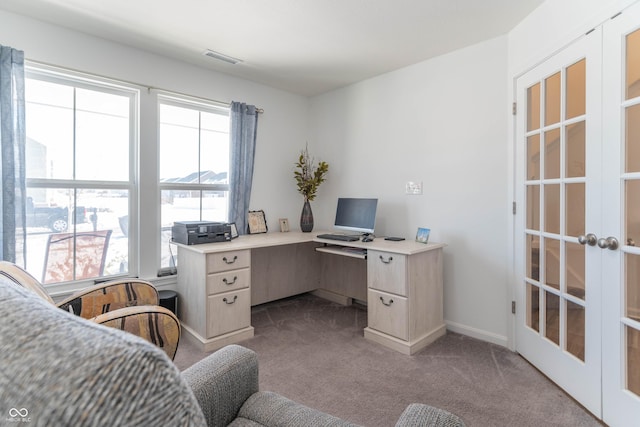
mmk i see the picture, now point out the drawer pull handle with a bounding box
[379,296,394,306]
[223,255,238,264]
[223,295,238,304]
[223,276,238,285]
[379,255,393,264]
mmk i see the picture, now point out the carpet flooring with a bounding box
[174,293,602,427]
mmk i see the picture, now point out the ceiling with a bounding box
[0,0,544,96]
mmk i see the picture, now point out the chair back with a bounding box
[42,230,112,284]
[57,279,159,318]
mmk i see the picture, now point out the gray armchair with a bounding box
[0,276,464,427]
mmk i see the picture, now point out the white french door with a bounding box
[602,5,640,425]
[515,2,640,424]
[515,28,603,416]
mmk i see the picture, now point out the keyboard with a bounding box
[317,233,360,242]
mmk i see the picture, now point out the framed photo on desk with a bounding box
[416,227,430,244]
[248,210,268,234]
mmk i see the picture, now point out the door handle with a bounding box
[597,236,619,250]
[578,233,597,246]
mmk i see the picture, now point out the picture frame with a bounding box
[416,227,430,244]
[247,210,268,234]
[279,218,290,232]
[229,222,239,239]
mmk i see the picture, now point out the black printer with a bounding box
[171,221,231,245]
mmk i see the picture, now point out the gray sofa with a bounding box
[0,276,465,426]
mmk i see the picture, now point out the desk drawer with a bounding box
[207,250,250,273]
[367,250,407,296]
[207,268,250,295]
[368,289,408,340]
[206,288,251,338]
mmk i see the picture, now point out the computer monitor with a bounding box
[334,197,378,234]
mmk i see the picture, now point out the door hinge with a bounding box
[512,301,516,314]
[512,102,517,115]
[512,201,517,215]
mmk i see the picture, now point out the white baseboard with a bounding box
[311,289,353,306]
[446,320,509,348]
[181,323,254,352]
[364,324,447,355]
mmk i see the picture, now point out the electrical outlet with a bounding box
[405,181,423,195]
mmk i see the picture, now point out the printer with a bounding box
[171,221,232,245]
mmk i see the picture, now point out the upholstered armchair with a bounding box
[0,261,180,359]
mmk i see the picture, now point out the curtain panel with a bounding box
[0,45,26,264]
[228,102,258,235]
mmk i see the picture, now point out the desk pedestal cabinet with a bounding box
[364,249,445,355]
[176,232,445,354]
[177,248,254,351]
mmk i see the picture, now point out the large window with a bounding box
[24,66,137,286]
[158,96,230,271]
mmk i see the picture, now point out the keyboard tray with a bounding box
[317,233,360,242]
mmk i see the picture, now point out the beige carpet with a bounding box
[174,293,601,427]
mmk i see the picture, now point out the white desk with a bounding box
[175,232,445,355]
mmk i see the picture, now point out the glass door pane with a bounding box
[626,29,640,100]
[625,104,640,172]
[566,300,585,361]
[545,72,561,125]
[628,326,640,395]
[567,60,586,119]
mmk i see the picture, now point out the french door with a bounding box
[602,5,640,425]
[515,28,602,416]
[514,3,640,424]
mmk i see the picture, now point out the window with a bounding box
[158,96,231,271]
[24,66,137,286]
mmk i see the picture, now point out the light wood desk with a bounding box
[175,232,445,355]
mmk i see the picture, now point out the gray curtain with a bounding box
[0,45,26,264]
[228,101,258,235]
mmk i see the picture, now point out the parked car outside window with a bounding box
[22,197,88,232]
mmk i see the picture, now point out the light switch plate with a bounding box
[405,181,423,195]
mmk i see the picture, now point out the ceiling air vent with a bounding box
[202,49,242,65]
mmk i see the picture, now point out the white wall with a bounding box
[309,36,511,346]
[0,10,309,280]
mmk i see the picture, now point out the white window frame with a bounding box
[25,63,139,294]
[157,93,231,273]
